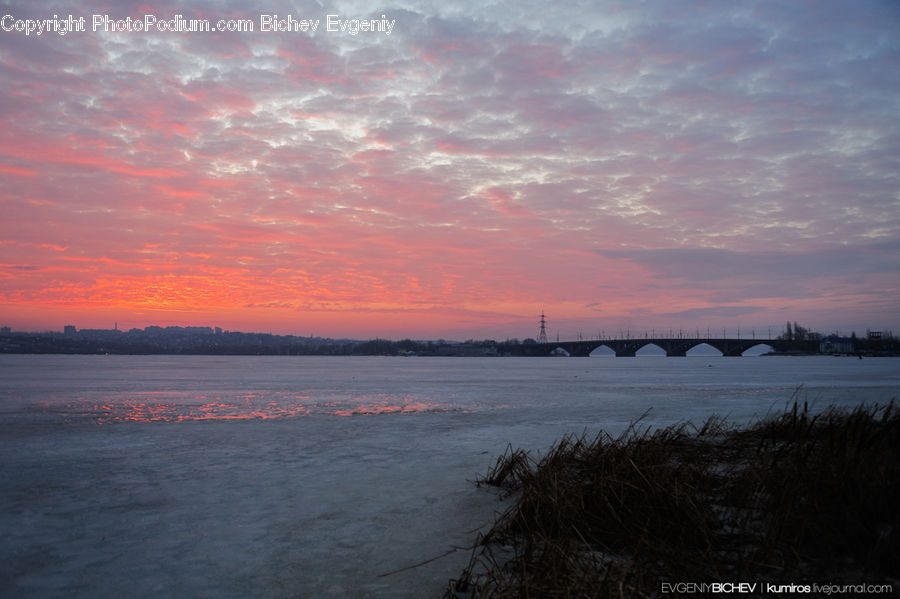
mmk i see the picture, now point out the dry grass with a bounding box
[446,400,899,598]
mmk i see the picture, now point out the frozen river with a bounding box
[2,354,898,598]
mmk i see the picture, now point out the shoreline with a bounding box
[446,402,900,597]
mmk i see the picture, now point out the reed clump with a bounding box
[446,401,899,598]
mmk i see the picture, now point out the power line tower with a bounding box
[537,310,548,344]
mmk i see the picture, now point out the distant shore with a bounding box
[2,327,898,357]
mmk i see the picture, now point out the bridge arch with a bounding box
[742,343,774,356]
[635,343,666,356]
[685,343,723,357]
[588,345,616,357]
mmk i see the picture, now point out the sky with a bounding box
[1,0,899,340]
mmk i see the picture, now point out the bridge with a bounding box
[517,337,819,357]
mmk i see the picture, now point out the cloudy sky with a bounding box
[1,0,898,340]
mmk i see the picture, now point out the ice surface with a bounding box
[1,355,898,597]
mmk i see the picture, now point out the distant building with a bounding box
[0,326,10,336]
[819,335,854,354]
[435,343,498,357]
[77,328,123,340]
[64,325,76,336]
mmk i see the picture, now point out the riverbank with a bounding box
[447,401,899,597]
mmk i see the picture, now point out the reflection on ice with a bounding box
[33,391,459,422]
[35,399,309,422]
[329,396,458,417]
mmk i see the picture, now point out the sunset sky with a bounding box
[1,1,899,340]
